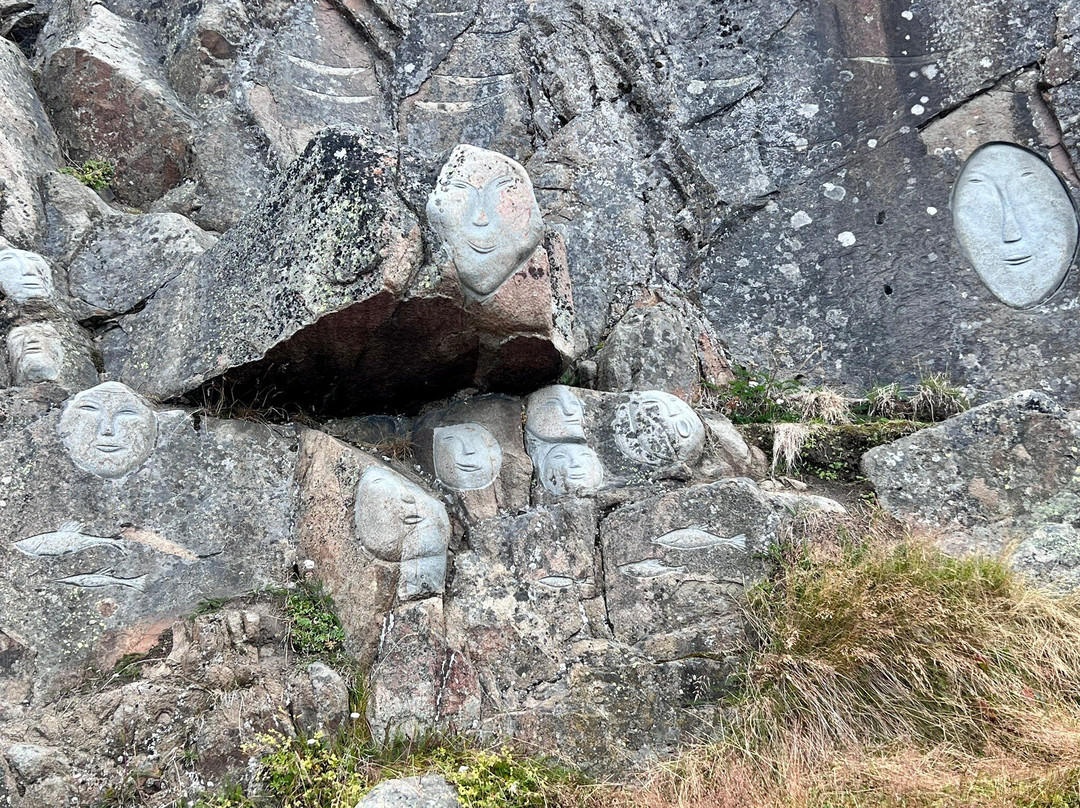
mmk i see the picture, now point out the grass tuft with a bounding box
[771,422,813,473]
[60,158,116,191]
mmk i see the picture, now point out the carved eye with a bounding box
[403,514,425,525]
[675,419,693,439]
[967,178,984,184]
[116,409,140,419]
[78,404,100,413]
[450,179,472,190]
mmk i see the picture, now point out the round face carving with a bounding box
[952,142,1079,308]
[0,249,54,304]
[58,382,157,479]
[354,466,451,562]
[7,323,64,384]
[539,443,604,496]
[432,423,502,491]
[612,390,706,466]
[426,144,545,302]
[525,385,587,443]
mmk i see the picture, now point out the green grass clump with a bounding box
[59,158,115,191]
[713,364,803,424]
[286,582,347,662]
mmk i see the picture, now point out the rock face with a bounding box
[358,775,461,808]
[863,391,1080,592]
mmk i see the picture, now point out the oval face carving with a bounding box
[0,249,54,304]
[612,390,705,466]
[432,423,503,491]
[58,382,157,479]
[354,466,450,562]
[952,142,1079,308]
[537,442,604,496]
[525,384,587,444]
[426,144,545,302]
[7,323,65,384]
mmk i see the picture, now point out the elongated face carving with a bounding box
[0,249,54,304]
[433,423,502,491]
[612,391,705,466]
[354,466,450,562]
[426,144,545,302]
[952,143,1079,308]
[58,382,157,478]
[7,323,65,384]
[539,443,604,496]
[525,385,586,443]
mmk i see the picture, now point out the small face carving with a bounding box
[58,382,157,479]
[525,385,586,443]
[426,145,545,302]
[539,443,604,496]
[7,323,64,384]
[612,390,706,466]
[0,249,54,304]
[432,423,502,491]
[354,466,451,562]
[952,142,1079,308]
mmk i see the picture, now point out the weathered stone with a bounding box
[6,320,98,394]
[863,391,1080,591]
[287,661,350,735]
[0,384,299,695]
[3,743,67,784]
[0,249,54,306]
[66,211,216,317]
[41,5,198,206]
[601,479,779,660]
[596,299,701,400]
[39,172,115,268]
[0,38,59,247]
[358,774,461,808]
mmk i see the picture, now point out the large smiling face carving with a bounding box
[432,423,502,491]
[0,249,54,304]
[426,145,545,302]
[58,382,157,479]
[952,142,1079,308]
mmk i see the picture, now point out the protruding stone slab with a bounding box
[358,775,461,808]
[41,5,197,206]
[863,391,1080,591]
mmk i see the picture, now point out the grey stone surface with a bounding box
[863,391,1080,591]
[359,775,461,808]
[0,38,59,248]
[952,142,1078,309]
[65,211,216,317]
[596,300,701,401]
[0,387,299,696]
[288,661,350,736]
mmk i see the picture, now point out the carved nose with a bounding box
[1001,196,1023,244]
[99,419,115,437]
[472,205,490,227]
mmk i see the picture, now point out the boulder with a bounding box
[0,382,299,696]
[287,661,350,735]
[358,775,461,808]
[41,5,197,206]
[0,38,60,247]
[863,391,1080,591]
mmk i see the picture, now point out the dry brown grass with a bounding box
[791,387,854,425]
[771,422,814,474]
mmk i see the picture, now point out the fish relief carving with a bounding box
[15,522,127,558]
[618,559,687,579]
[651,527,747,552]
[56,568,148,592]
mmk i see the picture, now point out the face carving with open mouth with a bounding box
[426,144,545,303]
[7,323,65,384]
[952,142,1079,309]
[432,423,503,491]
[58,382,157,479]
[0,249,54,305]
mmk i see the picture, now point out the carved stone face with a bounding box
[426,144,545,302]
[952,142,1079,308]
[539,443,604,496]
[0,249,54,304]
[525,385,586,443]
[612,390,705,466]
[432,423,502,491]
[354,466,450,563]
[58,382,157,479]
[7,323,65,384]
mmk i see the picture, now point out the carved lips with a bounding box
[952,142,1079,308]
[58,382,157,479]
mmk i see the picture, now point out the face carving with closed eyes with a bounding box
[0,249,54,304]
[432,423,502,491]
[7,323,65,384]
[426,144,545,302]
[952,142,1079,308]
[58,382,157,479]
[538,443,604,496]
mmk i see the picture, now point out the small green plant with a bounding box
[60,158,115,191]
[189,783,255,808]
[286,581,347,661]
[434,746,578,808]
[716,364,802,424]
